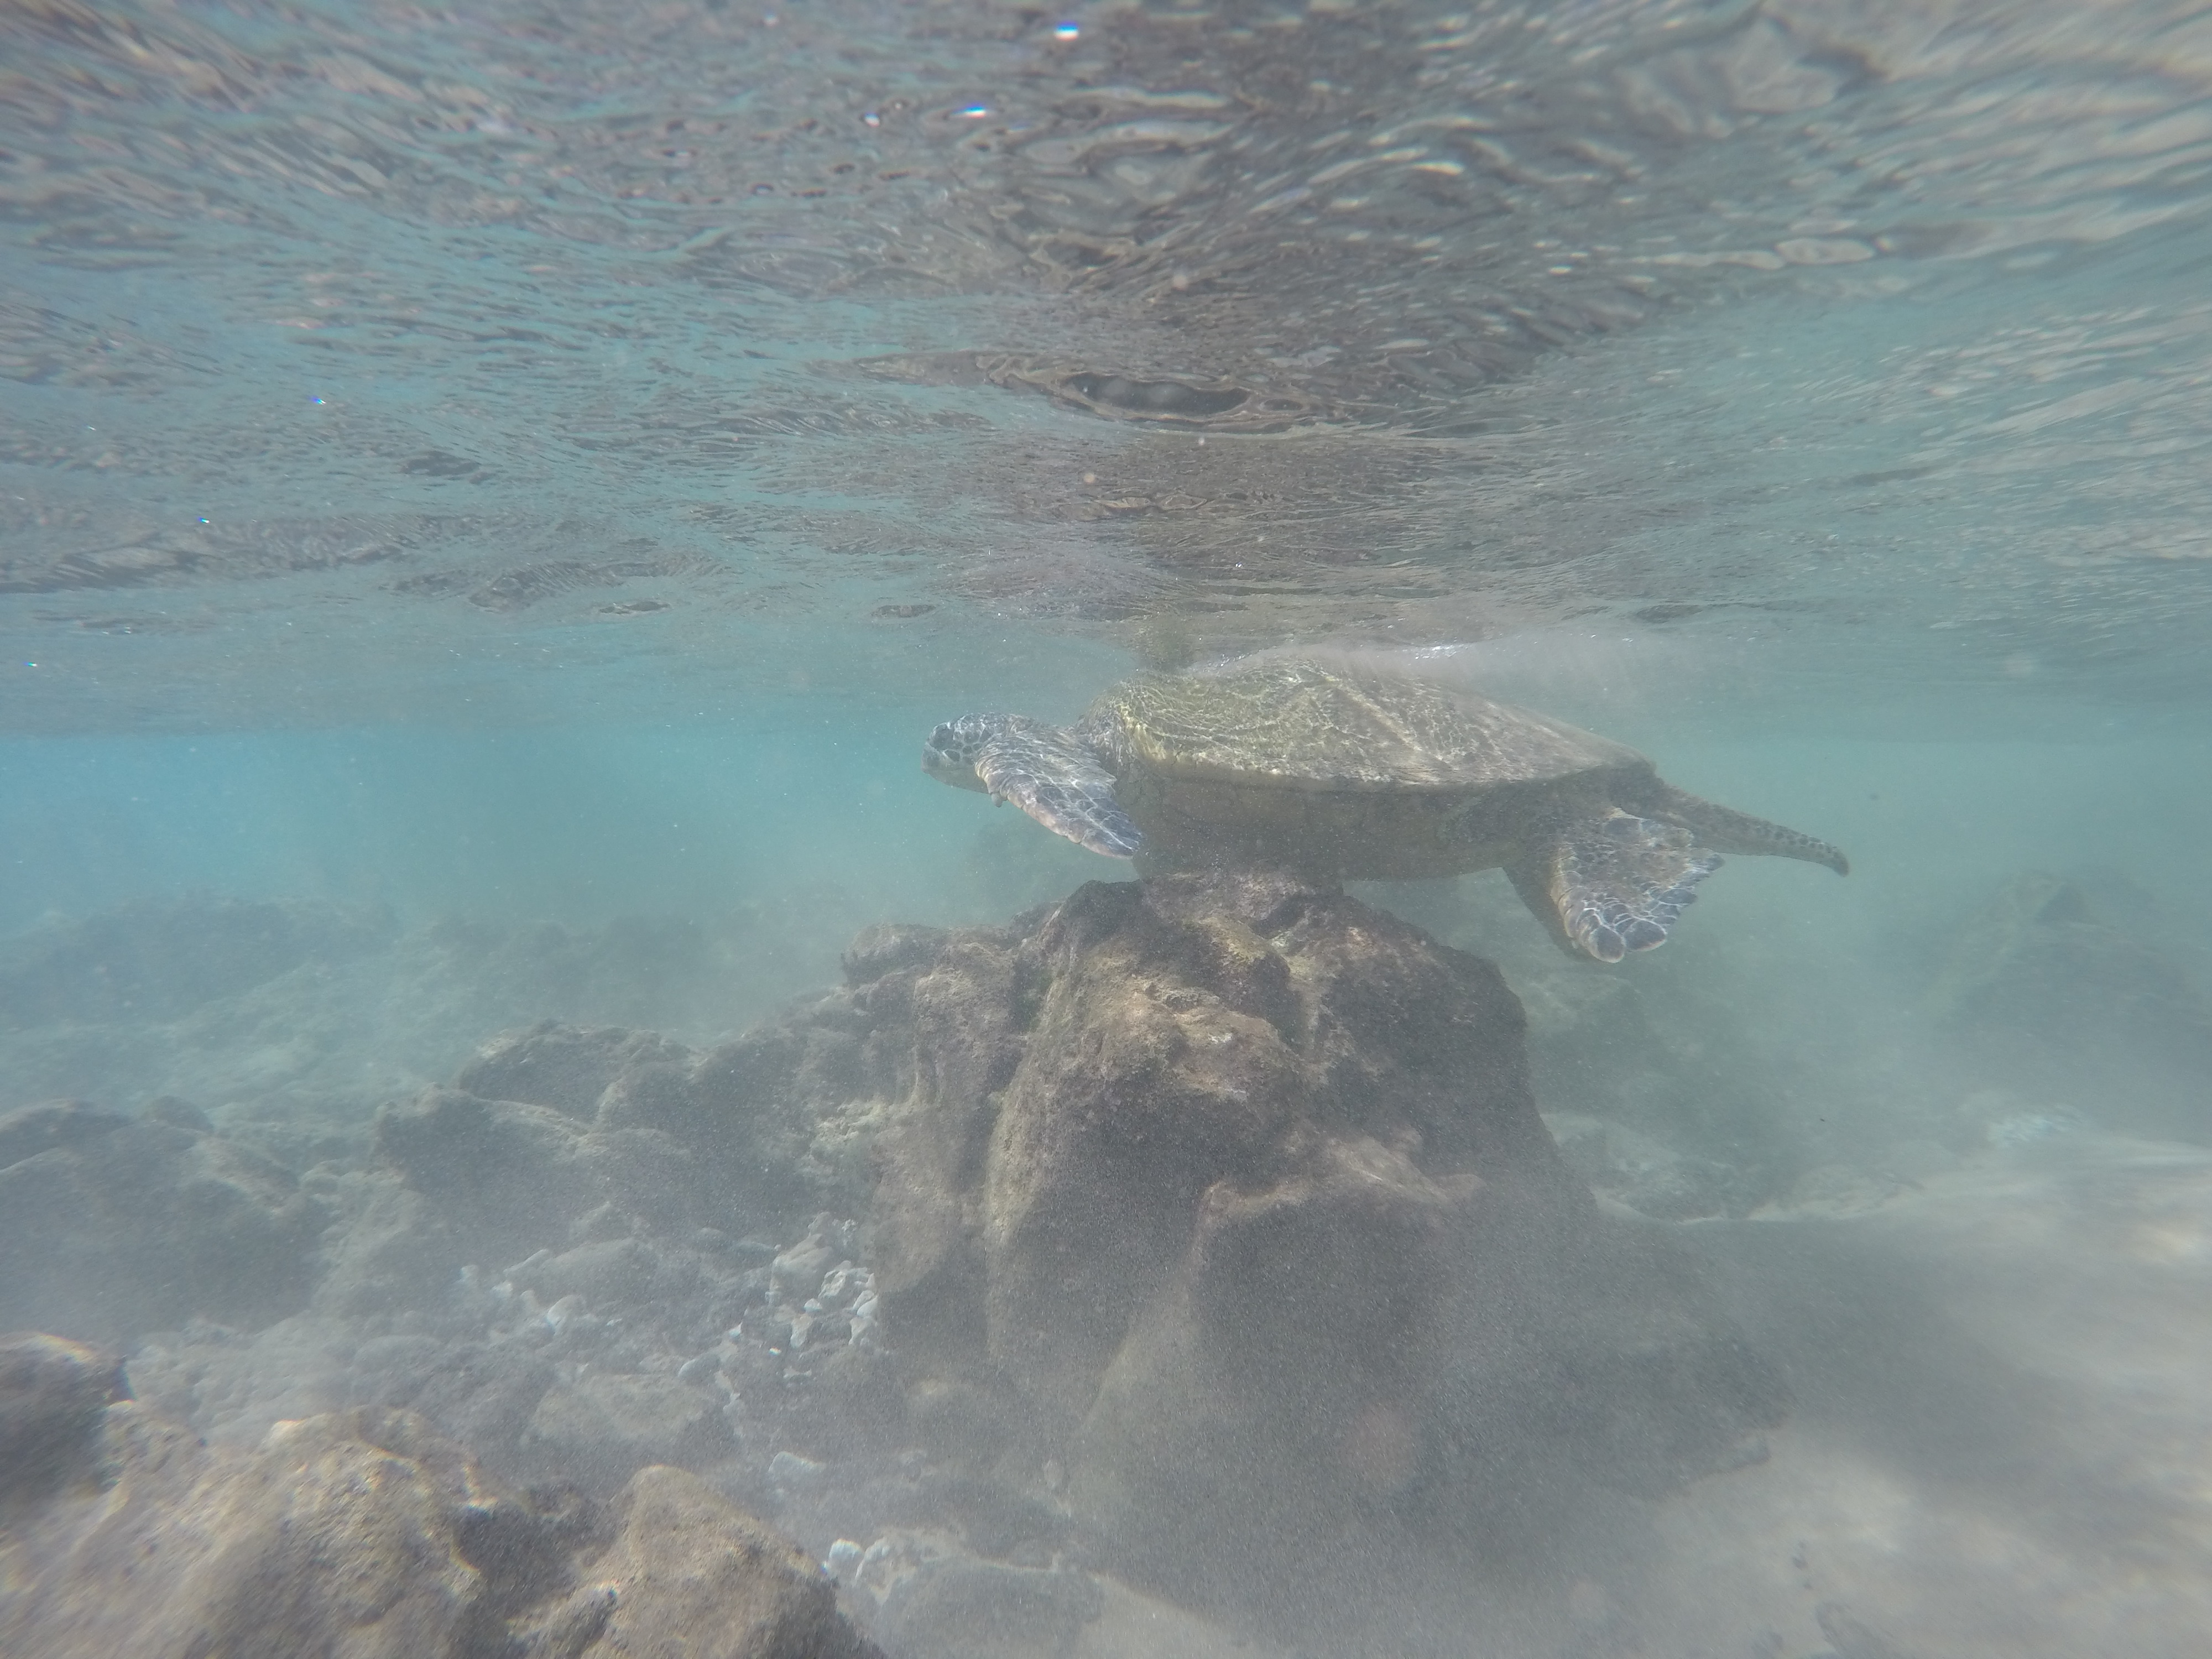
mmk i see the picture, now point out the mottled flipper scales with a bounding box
[974,723,1143,859]
[1518,811,1720,963]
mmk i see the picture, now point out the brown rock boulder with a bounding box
[0,1402,561,1659]
[853,873,1784,1588]
[562,1464,879,1659]
[0,1357,879,1659]
[971,873,1557,1425]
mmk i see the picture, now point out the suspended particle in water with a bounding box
[1054,21,1080,38]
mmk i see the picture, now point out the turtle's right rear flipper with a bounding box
[976,724,1144,859]
[1642,781,1849,875]
[1510,811,1719,963]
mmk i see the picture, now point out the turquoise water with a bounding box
[6,0,2212,1653]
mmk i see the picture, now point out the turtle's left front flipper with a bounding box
[1509,811,1720,963]
[974,722,1144,859]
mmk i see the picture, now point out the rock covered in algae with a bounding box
[852,872,1787,1595]
[0,1349,881,1659]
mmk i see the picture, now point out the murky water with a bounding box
[4,2,2210,1655]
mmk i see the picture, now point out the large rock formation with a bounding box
[847,874,1787,1603]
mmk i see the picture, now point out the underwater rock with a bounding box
[1928,872,2208,1036]
[869,1550,1105,1659]
[0,1401,582,1658]
[1546,1112,1762,1222]
[364,1021,886,1282]
[565,1464,882,1659]
[840,922,954,984]
[0,1372,879,1659]
[1930,871,2212,1137]
[1358,873,1804,1215]
[357,1337,561,1466]
[233,1176,892,1491]
[455,1019,693,1118]
[376,1000,924,1260]
[0,896,394,1029]
[519,1370,733,1492]
[843,873,1784,1597]
[0,1100,326,1343]
[0,1332,130,1509]
[372,1084,705,1264]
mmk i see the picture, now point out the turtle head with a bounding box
[922,712,1011,793]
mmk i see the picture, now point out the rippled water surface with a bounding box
[8,0,2210,724]
[5,1,2212,1655]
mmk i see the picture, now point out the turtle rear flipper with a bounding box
[1510,811,1719,963]
[975,723,1144,859]
[1638,781,1849,875]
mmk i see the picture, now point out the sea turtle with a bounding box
[922,656,1848,962]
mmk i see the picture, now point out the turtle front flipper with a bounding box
[924,712,1142,858]
[979,730,1143,858]
[1508,811,1720,963]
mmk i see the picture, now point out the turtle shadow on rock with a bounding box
[859,867,1790,1633]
